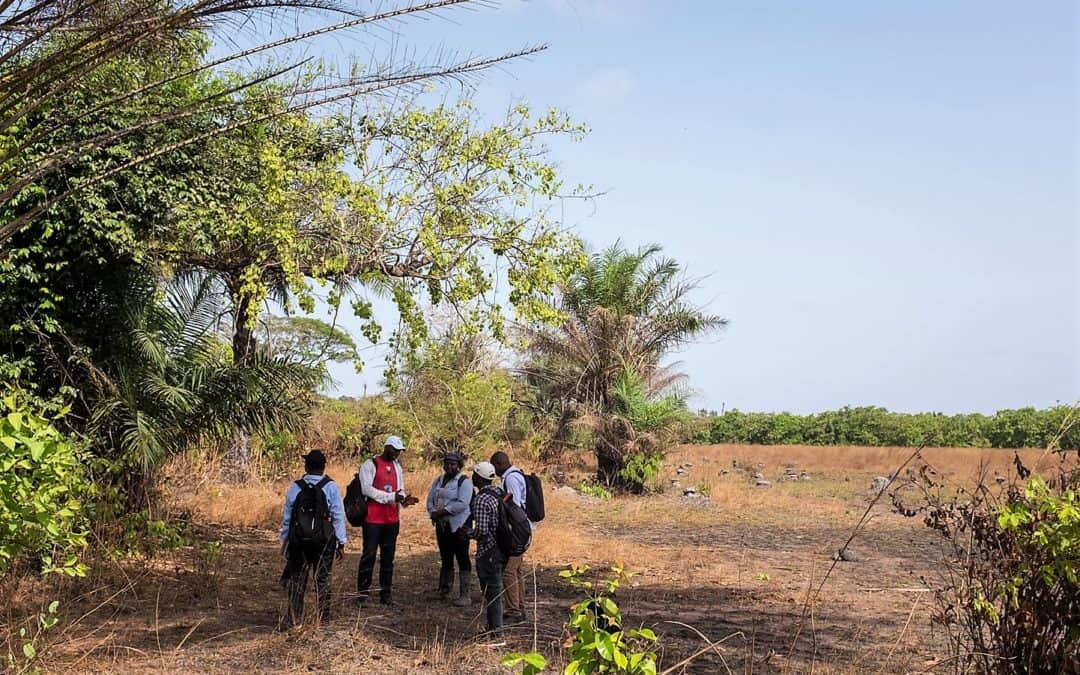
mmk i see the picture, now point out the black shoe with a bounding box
[354,593,368,608]
[379,595,392,606]
[503,613,527,625]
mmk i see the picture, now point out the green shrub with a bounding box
[578,481,613,500]
[561,563,659,675]
[505,563,660,675]
[616,452,664,493]
[704,405,1078,449]
[897,454,1079,672]
[0,393,89,579]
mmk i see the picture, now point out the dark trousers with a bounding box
[436,521,471,588]
[357,522,399,600]
[285,540,335,626]
[476,550,506,632]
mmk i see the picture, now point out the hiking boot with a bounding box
[503,612,527,625]
[379,593,392,606]
[438,568,452,597]
[353,593,369,608]
[452,571,472,607]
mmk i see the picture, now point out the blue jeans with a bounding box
[476,549,506,632]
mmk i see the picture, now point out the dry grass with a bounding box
[678,443,1059,482]
[20,442,1054,673]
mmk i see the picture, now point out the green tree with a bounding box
[522,242,724,488]
[88,275,324,492]
[262,316,359,371]
[0,0,544,244]
[398,329,513,461]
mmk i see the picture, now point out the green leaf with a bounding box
[22,643,35,660]
[524,653,547,669]
[598,596,619,617]
[613,650,628,669]
[595,633,615,660]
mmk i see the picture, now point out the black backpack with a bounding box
[494,488,532,558]
[507,468,546,523]
[289,476,334,547]
[343,471,367,527]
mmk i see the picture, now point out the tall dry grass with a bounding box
[175,443,1054,535]
[674,443,1062,482]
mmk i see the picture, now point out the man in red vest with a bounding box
[356,435,418,605]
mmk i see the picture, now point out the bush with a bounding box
[616,452,664,494]
[306,396,415,460]
[0,393,90,579]
[416,370,513,461]
[504,563,660,675]
[895,453,1079,673]
[578,481,613,500]
[703,405,1078,449]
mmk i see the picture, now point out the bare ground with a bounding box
[13,444,976,674]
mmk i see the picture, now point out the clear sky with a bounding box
[291,1,1077,414]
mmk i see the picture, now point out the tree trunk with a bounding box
[596,443,623,488]
[225,279,256,482]
[231,286,256,364]
[226,429,253,482]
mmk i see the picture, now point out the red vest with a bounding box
[365,456,400,525]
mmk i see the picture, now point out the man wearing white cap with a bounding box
[356,435,418,605]
[469,461,506,634]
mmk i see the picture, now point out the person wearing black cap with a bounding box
[279,449,347,628]
[425,451,474,606]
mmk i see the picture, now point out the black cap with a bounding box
[303,449,327,464]
[443,452,464,464]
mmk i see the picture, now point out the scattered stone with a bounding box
[752,472,765,481]
[800,472,812,481]
[832,547,859,562]
[682,487,698,496]
[720,468,729,476]
[682,463,694,468]
[754,479,772,488]
[871,476,890,493]
[676,467,688,475]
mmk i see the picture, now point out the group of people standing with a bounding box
[279,435,535,635]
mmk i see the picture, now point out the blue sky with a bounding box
[275,1,1077,414]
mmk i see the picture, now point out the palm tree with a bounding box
[89,273,325,496]
[521,242,725,489]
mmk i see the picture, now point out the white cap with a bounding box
[384,435,406,451]
[473,461,497,480]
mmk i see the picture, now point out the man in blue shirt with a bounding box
[491,450,530,624]
[280,449,347,628]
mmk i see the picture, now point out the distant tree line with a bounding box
[697,405,1078,449]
